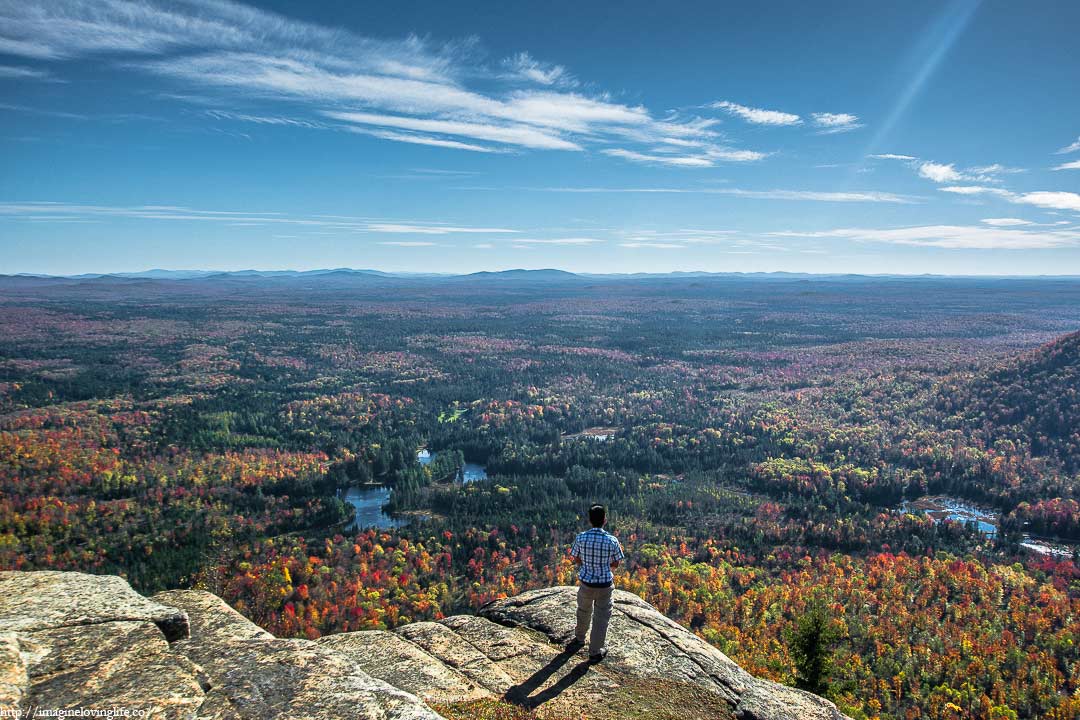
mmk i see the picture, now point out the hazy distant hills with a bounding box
[9,268,1080,284]
[10,268,439,280]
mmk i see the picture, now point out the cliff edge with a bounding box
[0,571,846,720]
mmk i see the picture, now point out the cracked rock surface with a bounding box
[479,586,846,720]
[0,571,439,720]
[0,572,848,720]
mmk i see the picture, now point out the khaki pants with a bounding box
[575,583,613,655]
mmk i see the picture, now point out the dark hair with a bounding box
[588,504,606,528]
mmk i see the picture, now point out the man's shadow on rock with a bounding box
[504,646,594,709]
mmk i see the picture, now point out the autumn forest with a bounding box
[2,271,1079,720]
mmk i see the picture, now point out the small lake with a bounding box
[898,496,1078,557]
[899,496,998,537]
[460,462,487,483]
[340,485,405,530]
[417,448,487,484]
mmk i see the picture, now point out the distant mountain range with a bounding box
[10,268,444,280]
[5,268,1080,283]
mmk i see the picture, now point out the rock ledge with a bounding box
[0,571,847,720]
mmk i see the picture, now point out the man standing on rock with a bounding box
[569,503,625,661]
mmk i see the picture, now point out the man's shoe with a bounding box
[567,637,585,648]
[588,647,608,662]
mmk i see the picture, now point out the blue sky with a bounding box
[1,0,1079,275]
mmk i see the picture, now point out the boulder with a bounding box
[152,589,272,643]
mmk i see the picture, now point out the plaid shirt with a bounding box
[570,527,625,585]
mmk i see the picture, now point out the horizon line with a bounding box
[6,267,1080,281]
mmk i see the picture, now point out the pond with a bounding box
[460,462,487,483]
[899,496,998,537]
[417,448,487,484]
[898,495,1079,556]
[340,485,405,530]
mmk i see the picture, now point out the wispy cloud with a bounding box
[601,149,712,168]
[720,189,916,203]
[1053,159,1080,171]
[1056,136,1080,154]
[969,163,1025,177]
[501,52,575,87]
[363,223,517,234]
[712,100,801,126]
[409,168,479,176]
[871,153,1024,187]
[511,238,603,245]
[327,110,581,151]
[939,185,1009,196]
[1017,191,1080,212]
[0,201,522,233]
[939,186,1080,213]
[710,103,860,134]
[918,161,966,183]
[771,225,1080,250]
[378,241,438,246]
[981,218,1032,227]
[618,229,738,245]
[0,102,87,120]
[0,64,52,79]
[811,112,863,134]
[0,1,760,164]
[619,242,685,249]
[914,160,1023,184]
[344,127,502,153]
[204,109,328,129]
[601,147,764,167]
[534,186,918,203]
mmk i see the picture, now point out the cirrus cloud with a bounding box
[712,100,801,126]
[1056,136,1080,154]
[939,186,1080,213]
[501,52,575,87]
[619,242,685,249]
[770,224,1080,250]
[510,238,603,245]
[981,218,1032,227]
[811,112,863,134]
[0,0,763,166]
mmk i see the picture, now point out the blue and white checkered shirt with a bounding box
[570,527,625,585]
